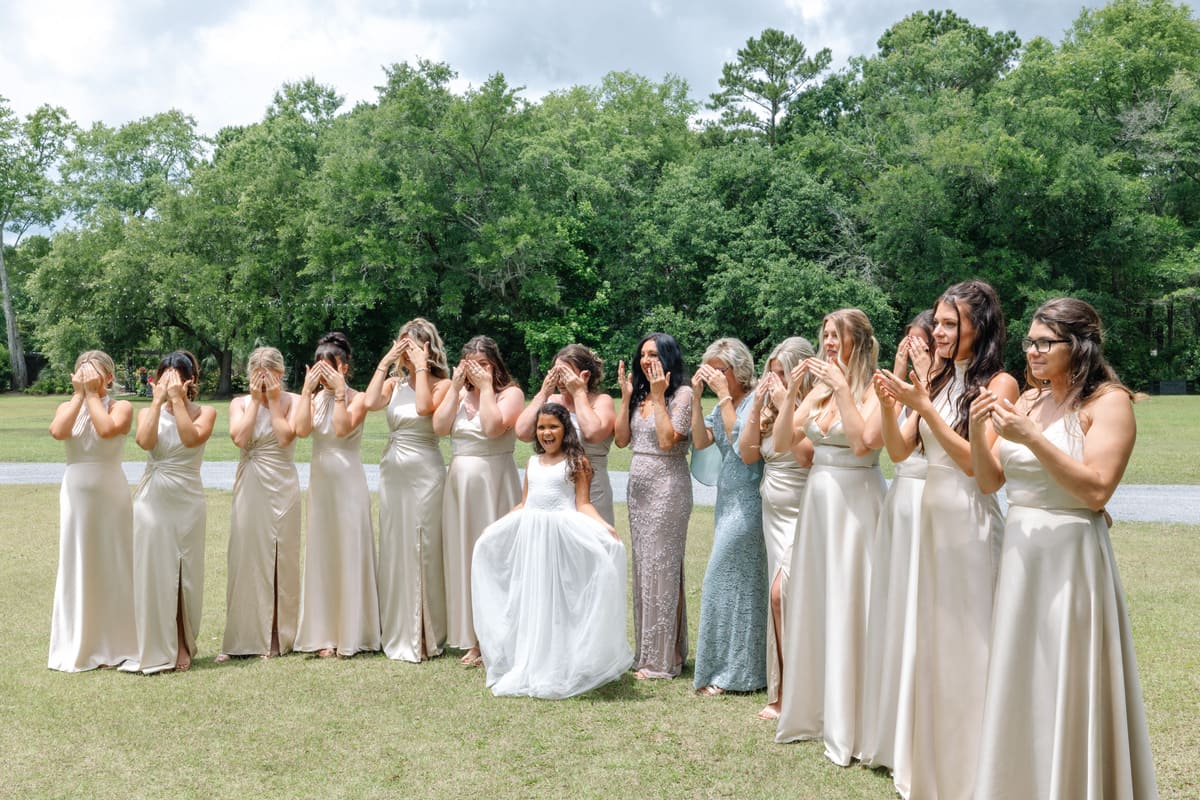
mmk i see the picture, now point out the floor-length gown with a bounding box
[48,397,138,672]
[378,381,447,662]
[295,390,381,655]
[759,428,809,705]
[973,413,1157,800]
[122,410,207,674]
[472,455,632,698]
[442,402,521,649]
[776,415,885,767]
[574,411,615,526]
[909,363,1003,800]
[693,396,767,691]
[859,443,927,780]
[626,386,693,678]
[222,396,301,657]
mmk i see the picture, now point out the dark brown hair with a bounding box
[1027,297,1130,408]
[462,335,516,394]
[533,402,591,484]
[927,281,1007,440]
[554,344,604,394]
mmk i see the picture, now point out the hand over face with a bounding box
[617,360,632,397]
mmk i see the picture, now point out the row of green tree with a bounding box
[3,0,1199,395]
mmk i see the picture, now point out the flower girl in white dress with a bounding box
[472,402,633,698]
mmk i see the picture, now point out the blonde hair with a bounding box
[701,337,756,393]
[808,309,878,411]
[247,346,286,388]
[761,337,815,435]
[74,350,115,381]
[397,317,450,379]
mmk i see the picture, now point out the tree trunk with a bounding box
[216,348,234,398]
[0,243,28,390]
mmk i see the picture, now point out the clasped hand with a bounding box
[970,391,1040,444]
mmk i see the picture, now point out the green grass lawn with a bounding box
[1,393,1196,483]
[3,485,1197,798]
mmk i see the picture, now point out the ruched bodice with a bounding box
[1001,414,1088,510]
[238,398,296,471]
[523,457,576,512]
[805,418,880,469]
[64,398,125,465]
[387,381,440,451]
[142,410,205,487]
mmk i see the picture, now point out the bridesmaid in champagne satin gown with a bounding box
[124,351,215,674]
[433,335,524,665]
[737,337,814,719]
[48,351,137,672]
[969,298,1157,800]
[774,310,884,767]
[294,333,381,657]
[615,333,693,680]
[220,347,300,660]
[515,344,617,526]
[875,281,1016,799]
[364,318,453,663]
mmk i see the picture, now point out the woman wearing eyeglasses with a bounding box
[968,298,1156,799]
[874,281,1016,799]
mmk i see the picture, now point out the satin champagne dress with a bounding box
[48,396,138,672]
[378,381,447,661]
[859,441,927,779]
[909,363,1003,800]
[974,412,1157,799]
[775,414,885,767]
[758,427,809,705]
[123,409,207,674]
[442,400,521,649]
[222,396,301,656]
[472,455,632,698]
[295,389,381,655]
[573,410,615,526]
[626,387,693,678]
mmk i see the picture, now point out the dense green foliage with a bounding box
[5,0,1200,394]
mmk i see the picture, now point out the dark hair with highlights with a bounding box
[462,335,516,394]
[553,344,604,394]
[314,331,353,369]
[156,350,201,401]
[533,402,591,484]
[628,333,687,420]
[927,281,1007,440]
[1028,297,1130,408]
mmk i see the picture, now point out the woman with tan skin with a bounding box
[293,332,381,658]
[516,344,617,525]
[969,298,1156,799]
[364,318,453,662]
[433,335,524,666]
[774,309,885,768]
[737,337,815,719]
[690,337,768,696]
[874,281,1016,799]
[859,312,934,774]
[614,333,692,680]
[48,351,138,672]
[218,346,300,662]
[123,351,216,674]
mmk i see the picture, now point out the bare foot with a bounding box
[215,653,231,664]
[696,685,725,697]
[317,648,336,658]
[459,646,483,667]
[756,703,781,720]
[174,657,191,672]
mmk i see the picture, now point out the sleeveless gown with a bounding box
[378,381,448,661]
[759,427,809,705]
[295,389,381,655]
[48,397,138,671]
[693,396,767,691]
[909,363,1003,799]
[472,455,632,698]
[572,410,615,526]
[974,412,1157,799]
[860,441,927,776]
[775,413,885,768]
[123,409,207,673]
[222,396,301,656]
[626,387,693,678]
[442,400,521,649]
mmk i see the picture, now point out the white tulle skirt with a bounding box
[472,508,633,699]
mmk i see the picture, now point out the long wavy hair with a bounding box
[760,336,815,436]
[533,402,590,484]
[807,309,879,412]
[554,343,604,394]
[627,332,687,420]
[461,335,516,394]
[397,317,450,380]
[1027,297,1131,408]
[927,281,1007,440]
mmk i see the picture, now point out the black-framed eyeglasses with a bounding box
[1021,337,1070,354]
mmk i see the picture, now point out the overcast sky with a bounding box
[3,0,1101,135]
